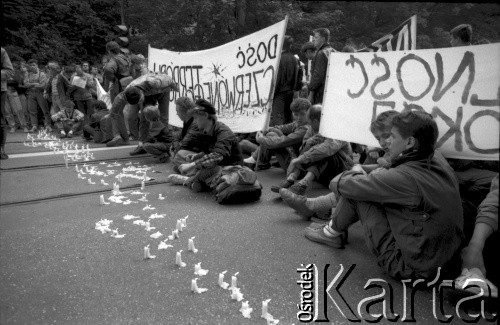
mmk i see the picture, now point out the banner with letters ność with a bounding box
[357,15,417,52]
[148,19,287,133]
[320,43,500,160]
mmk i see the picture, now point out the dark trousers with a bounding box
[1,91,7,146]
[270,90,294,126]
[27,90,50,127]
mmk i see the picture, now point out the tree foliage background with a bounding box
[2,0,499,65]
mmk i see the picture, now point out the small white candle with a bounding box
[181,215,188,227]
[218,271,226,287]
[141,180,145,190]
[230,272,239,289]
[191,278,199,292]
[75,164,79,173]
[144,245,150,259]
[188,237,198,253]
[175,250,186,267]
[64,156,68,168]
[176,219,183,232]
[261,299,271,318]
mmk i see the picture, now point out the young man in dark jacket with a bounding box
[307,28,334,105]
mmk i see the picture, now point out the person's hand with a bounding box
[377,157,390,168]
[287,157,302,175]
[351,164,366,174]
[461,243,486,276]
[179,162,196,175]
[185,153,197,162]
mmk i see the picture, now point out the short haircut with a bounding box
[124,86,142,105]
[82,61,89,65]
[341,45,356,53]
[106,41,121,55]
[47,61,60,71]
[370,110,399,134]
[65,64,76,75]
[27,59,38,65]
[313,28,330,42]
[175,96,195,113]
[63,100,75,109]
[307,104,322,122]
[392,110,439,155]
[450,24,472,43]
[290,98,311,113]
[143,105,160,121]
[301,41,316,54]
[93,100,108,111]
[283,35,293,51]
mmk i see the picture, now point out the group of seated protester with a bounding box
[111,93,497,297]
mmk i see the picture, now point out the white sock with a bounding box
[323,223,342,238]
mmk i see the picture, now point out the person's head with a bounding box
[387,110,438,162]
[306,104,322,132]
[283,35,293,51]
[290,98,311,124]
[27,59,38,72]
[301,41,316,60]
[143,105,161,122]
[312,28,330,48]
[93,100,107,111]
[175,96,196,122]
[81,61,90,72]
[75,64,84,76]
[106,41,121,55]
[124,86,143,105]
[47,61,60,74]
[64,63,76,76]
[450,24,472,47]
[370,110,399,153]
[62,100,75,113]
[193,99,217,129]
[90,66,99,75]
[102,55,110,67]
[342,45,356,53]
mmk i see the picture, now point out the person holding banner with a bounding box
[305,110,464,280]
[307,28,334,104]
[270,104,353,196]
[450,24,472,47]
[105,72,178,152]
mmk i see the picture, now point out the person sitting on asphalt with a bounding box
[455,174,498,298]
[171,96,199,171]
[167,99,243,191]
[280,110,398,222]
[305,110,464,280]
[242,98,310,171]
[105,72,178,155]
[270,104,353,196]
[142,105,174,163]
[51,100,84,138]
[82,100,113,143]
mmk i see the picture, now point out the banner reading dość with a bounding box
[148,19,287,133]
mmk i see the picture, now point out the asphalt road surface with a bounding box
[0,131,496,324]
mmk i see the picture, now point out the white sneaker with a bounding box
[243,156,256,164]
[166,174,189,185]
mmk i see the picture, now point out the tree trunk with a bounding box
[234,0,246,36]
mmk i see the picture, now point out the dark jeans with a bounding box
[270,90,294,126]
[27,90,50,127]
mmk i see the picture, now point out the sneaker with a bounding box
[60,130,67,138]
[129,146,147,156]
[280,188,314,220]
[28,126,37,133]
[304,226,347,249]
[9,126,16,133]
[166,174,189,185]
[270,179,294,193]
[288,182,307,196]
[106,136,124,147]
[243,156,256,164]
[23,127,29,133]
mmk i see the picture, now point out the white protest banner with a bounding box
[358,15,417,52]
[320,43,500,160]
[148,18,287,133]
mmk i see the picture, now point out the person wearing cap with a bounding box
[103,41,132,102]
[450,24,472,47]
[106,72,178,155]
[169,99,243,191]
[271,35,301,126]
